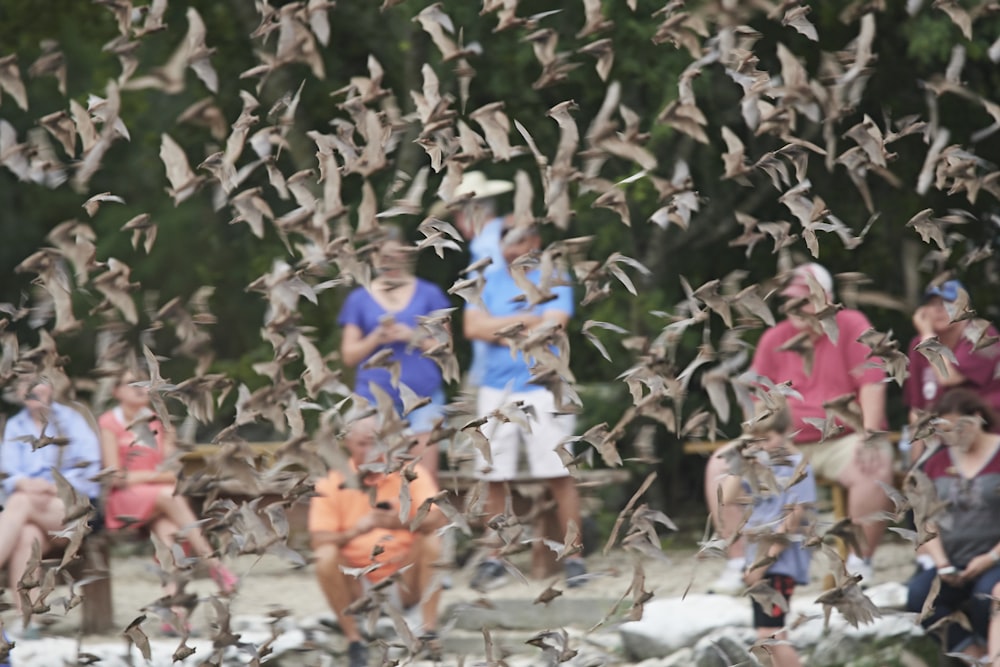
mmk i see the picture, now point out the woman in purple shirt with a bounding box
[338,226,450,482]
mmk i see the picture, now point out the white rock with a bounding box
[789,607,922,647]
[619,594,753,660]
[661,647,694,667]
[635,658,668,667]
[865,581,909,610]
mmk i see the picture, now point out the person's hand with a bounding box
[386,322,415,344]
[960,553,998,582]
[912,306,936,338]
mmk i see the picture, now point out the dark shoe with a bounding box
[470,558,508,592]
[565,558,588,589]
[419,631,443,662]
[347,640,369,667]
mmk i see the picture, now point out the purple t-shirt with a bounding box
[338,278,450,408]
[904,327,1000,414]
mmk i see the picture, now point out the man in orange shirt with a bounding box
[310,415,447,667]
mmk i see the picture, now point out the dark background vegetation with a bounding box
[1,1,999,522]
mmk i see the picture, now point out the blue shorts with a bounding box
[406,388,446,434]
[907,563,1000,651]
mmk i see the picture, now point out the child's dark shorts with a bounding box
[751,573,795,629]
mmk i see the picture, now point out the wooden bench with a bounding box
[682,432,903,520]
[179,442,630,579]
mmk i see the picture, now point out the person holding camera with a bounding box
[309,415,448,667]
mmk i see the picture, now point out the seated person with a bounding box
[736,403,816,667]
[0,376,101,624]
[99,370,237,631]
[906,388,1000,663]
[906,279,1000,463]
[310,414,447,667]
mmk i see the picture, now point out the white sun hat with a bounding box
[453,171,514,199]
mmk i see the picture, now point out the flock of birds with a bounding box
[1,0,1000,665]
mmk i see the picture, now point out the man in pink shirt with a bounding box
[705,263,892,592]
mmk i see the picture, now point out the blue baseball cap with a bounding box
[923,279,965,303]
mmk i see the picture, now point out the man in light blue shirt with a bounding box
[463,223,586,591]
[0,376,102,616]
[452,171,513,389]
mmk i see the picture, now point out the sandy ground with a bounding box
[3,534,919,646]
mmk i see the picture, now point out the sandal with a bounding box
[210,565,239,594]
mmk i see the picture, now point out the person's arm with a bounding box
[1,422,28,497]
[340,322,391,367]
[100,426,124,489]
[311,513,377,549]
[463,307,542,342]
[59,410,102,498]
[540,309,570,329]
[857,382,887,433]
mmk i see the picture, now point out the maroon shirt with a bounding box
[904,325,1000,414]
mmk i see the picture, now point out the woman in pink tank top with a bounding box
[99,371,238,633]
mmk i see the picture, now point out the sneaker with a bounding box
[419,631,443,662]
[708,559,746,595]
[470,559,508,592]
[564,558,588,589]
[347,640,369,667]
[708,558,747,595]
[847,554,874,586]
[210,564,239,594]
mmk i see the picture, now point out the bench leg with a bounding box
[79,538,114,635]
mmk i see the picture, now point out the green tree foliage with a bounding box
[0,1,999,502]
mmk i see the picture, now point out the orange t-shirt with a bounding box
[309,463,438,582]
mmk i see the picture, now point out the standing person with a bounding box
[309,415,447,667]
[0,376,101,628]
[99,369,238,626]
[463,222,586,590]
[705,263,890,593]
[730,403,815,667]
[906,389,1000,665]
[905,279,1000,461]
[450,171,514,389]
[339,225,451,482]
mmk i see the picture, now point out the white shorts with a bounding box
[474,386,576,481]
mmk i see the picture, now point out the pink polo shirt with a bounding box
[751,309,886,443]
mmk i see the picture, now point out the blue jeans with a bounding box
[907,564,1000,650]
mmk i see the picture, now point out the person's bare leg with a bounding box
[839,448,893,559]
[400,534,442,632]
[152,487,218,562]
[0,492,63,568]
[988,580,1000,666]
[705,451,746,559]
[150,517,183,597]
[150,517,194,629]
[314,544,364,642]
[547,476,582,551]
[8,524,47,615]
[483,481,508,522]
[758,628,801,667]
